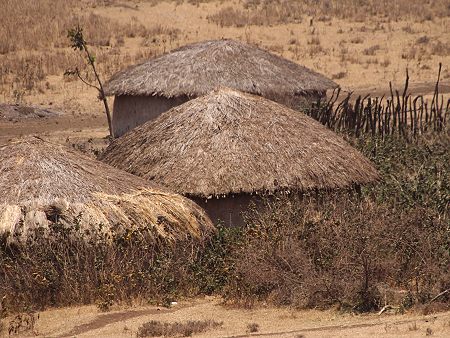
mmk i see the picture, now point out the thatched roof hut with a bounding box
[103,39,338,137]
[100,88,379,226]
[0,137,213,241]
[105,39,337,98]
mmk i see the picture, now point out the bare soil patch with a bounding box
[4,297,448,337]
[0,104,61,122]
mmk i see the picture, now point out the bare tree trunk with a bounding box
[84,46,114,139]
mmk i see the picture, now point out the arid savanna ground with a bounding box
[4,297,450,337]
[1,0,449,146]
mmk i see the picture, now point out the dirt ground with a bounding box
[3,297,449,337]
[1,0,449,148]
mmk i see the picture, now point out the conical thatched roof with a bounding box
[0,137,213,241]
[104,39,338,98]
[100,88,379,198]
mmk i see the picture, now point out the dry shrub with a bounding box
[0,52,80,95]
[247,323,259,333]
[307,37,321,45]
[146,25,180,39]
[0,1,148,53]
[207,7,249,28]
[0,44,159,100]
[350,36,364,44]
[419,302,450,315]
[0,48,129,98]
[141,25,181,48]
[137,320,222,337]
[0,227,203,312]
[208,0,450,26]
[380,58,391,67]
[430,40,450,56]
[416,36,430,44]
[225,136,450,312]
[403,38,450,61]
[0,0,157,99]
[401,47,418,60]
[6,312,38,336]
[363,45,381,56]
[332,71,347,80]
[208,2,302,27]
[228,195,448,311]
[308,45,325,57]
[0,220,240,314]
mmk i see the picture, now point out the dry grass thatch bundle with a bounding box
[100,88,379,198]
[103,39,338,98]
[0,137,214,242]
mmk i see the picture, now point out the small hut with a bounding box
[100,88,379,226]
[0,137,213,242]
[104,39,338,137]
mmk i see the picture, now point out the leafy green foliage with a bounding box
[67,26,87,52]
[358,135,449,214]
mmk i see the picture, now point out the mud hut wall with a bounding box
[112,95,190,137]
[191,194,260,227]
[112,90,326,137]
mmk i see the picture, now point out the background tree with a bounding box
[65,26,114,138]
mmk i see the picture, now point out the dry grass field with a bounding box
[1,0,449,145]
[0,1,449,336]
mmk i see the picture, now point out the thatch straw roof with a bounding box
[0,137,213,241]
[103,39,338,98]
[100,88,379,198]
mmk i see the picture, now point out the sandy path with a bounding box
[2,297,446,337]
[1,80,446,148]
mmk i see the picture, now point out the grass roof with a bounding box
[104,39,338,98]
[100,88,379,198]
[0,137,214,242]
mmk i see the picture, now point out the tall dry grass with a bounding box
[0,228,205,312]
[208,0,450,27]
[0,1,148,54]
[0,0,178,101]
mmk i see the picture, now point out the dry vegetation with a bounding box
[209,0,450,26]
[1,134,448,317]
[0,228,210,314]
[1,0,449,109]
[230,195,448,311]
[225,134,449,311]
[0,0,173,103]
[137,319,222,337]
[0,0,449,329]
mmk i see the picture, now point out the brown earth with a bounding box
[3,297,450,337]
